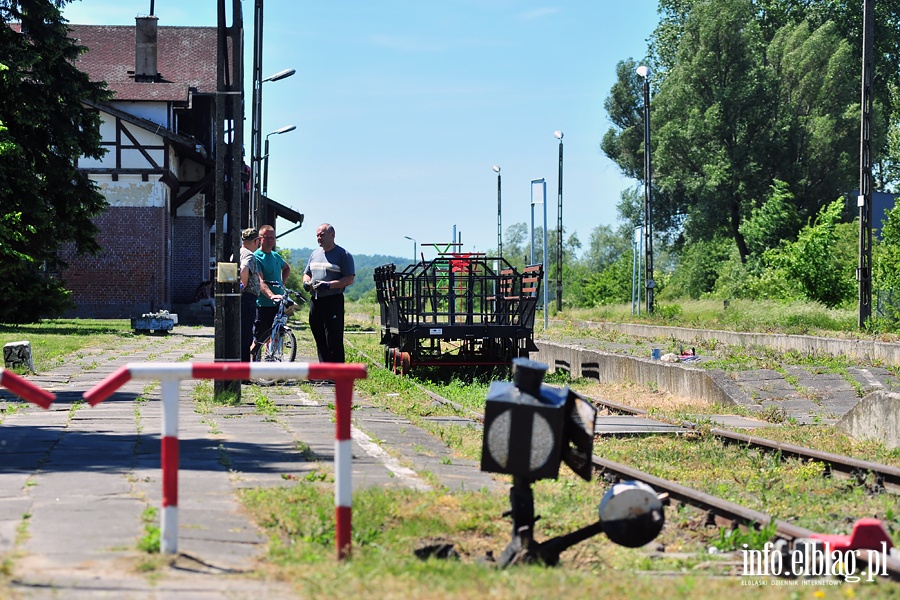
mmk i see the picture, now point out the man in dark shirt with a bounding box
[303,223,355,363]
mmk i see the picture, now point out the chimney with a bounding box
[135,15,159,82]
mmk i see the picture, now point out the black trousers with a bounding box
[309,293,345,363]
[240,293,258,362]
[253,305,277,346]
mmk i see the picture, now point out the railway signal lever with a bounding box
[480,358,665,567]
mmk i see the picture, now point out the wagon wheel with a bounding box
[400,352,411,376]
[384,346,392,369]
[394,348,406,375]
[388,347,400,372]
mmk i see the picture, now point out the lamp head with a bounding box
[553,130,563,140]
[267,125,297,140]
[263,68,296,83]
[492,165,501,173]
[636,65,650,78]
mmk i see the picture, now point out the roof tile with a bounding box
[67,25,218,102]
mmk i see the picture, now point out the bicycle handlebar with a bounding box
[263,282,306,303]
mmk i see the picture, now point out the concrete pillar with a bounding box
[3,341,35,374]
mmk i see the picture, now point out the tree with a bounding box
[585,223,632,272]
[651,0,778,260]
[501,223,529,271]
[604,1,859,263]
[739,180,802,257]
[0,0,110,322]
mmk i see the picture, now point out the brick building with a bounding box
[61,16,301,319]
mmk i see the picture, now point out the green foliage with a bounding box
[662,237,734,300]
[769,198,856,308]
[579,251,635,306]
[138,506,160,553]
[710,521,778,552]
[605,1,860,265]
[584,222,632,272]
[739,180,802,256]
[873,203,900,321]
[0,0,112,322]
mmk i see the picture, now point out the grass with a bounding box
[240,472,900,598]
[0,319,132,372]
[559,299,863,338]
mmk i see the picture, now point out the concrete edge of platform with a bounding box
[534,340,741,408]
[550,320,900,366]
[837,390,900,449]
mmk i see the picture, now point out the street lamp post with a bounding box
[636,65,654,314]
[553,130,563,311]
[493,165,501,257]
[261,125,296,200]
[249,46,295,228]
[404,235,417,264]
[531,179,548,330]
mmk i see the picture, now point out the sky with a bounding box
[62,1,661,260]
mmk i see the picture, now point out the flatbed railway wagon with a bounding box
[374,252,543,375]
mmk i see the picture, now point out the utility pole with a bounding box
[249,0,263,228]
[555,131,563,312]
[214,0,243,399]
[637,66,655,314]
[858,0,874,328]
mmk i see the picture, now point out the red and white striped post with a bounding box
[82,362,366,558]
[334,376,353,559]
[0,368,55,409]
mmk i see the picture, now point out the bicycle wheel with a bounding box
[251,338,281,385]
[283,328,297,362]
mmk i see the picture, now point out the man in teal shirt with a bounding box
[253,224,289,345]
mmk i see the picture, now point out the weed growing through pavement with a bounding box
[250,389,279,416]
[66,399,83,426]
[0,400,27,424]
[134,382,157,436]
[759,405,788,424]
[294,441,315,461]
[137,506,160,553]
[15,513,31,545]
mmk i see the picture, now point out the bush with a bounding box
[768,199,856,308]
[662,237,734,300]
[580,251,638,306]
[0,265,74,323]
[873,204,900,322]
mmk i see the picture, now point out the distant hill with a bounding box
[282,248,411,302]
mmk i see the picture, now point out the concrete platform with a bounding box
[0,326,504,597]
[535,336,898,426]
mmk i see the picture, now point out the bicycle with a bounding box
[251,283,305,384]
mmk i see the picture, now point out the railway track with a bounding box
[347,340,900,580]
[400,370,900,582]
[583,393,900,494]
[356,338,900,495]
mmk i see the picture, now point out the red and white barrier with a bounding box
[0,368,55,409]
[83,362,366,557]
